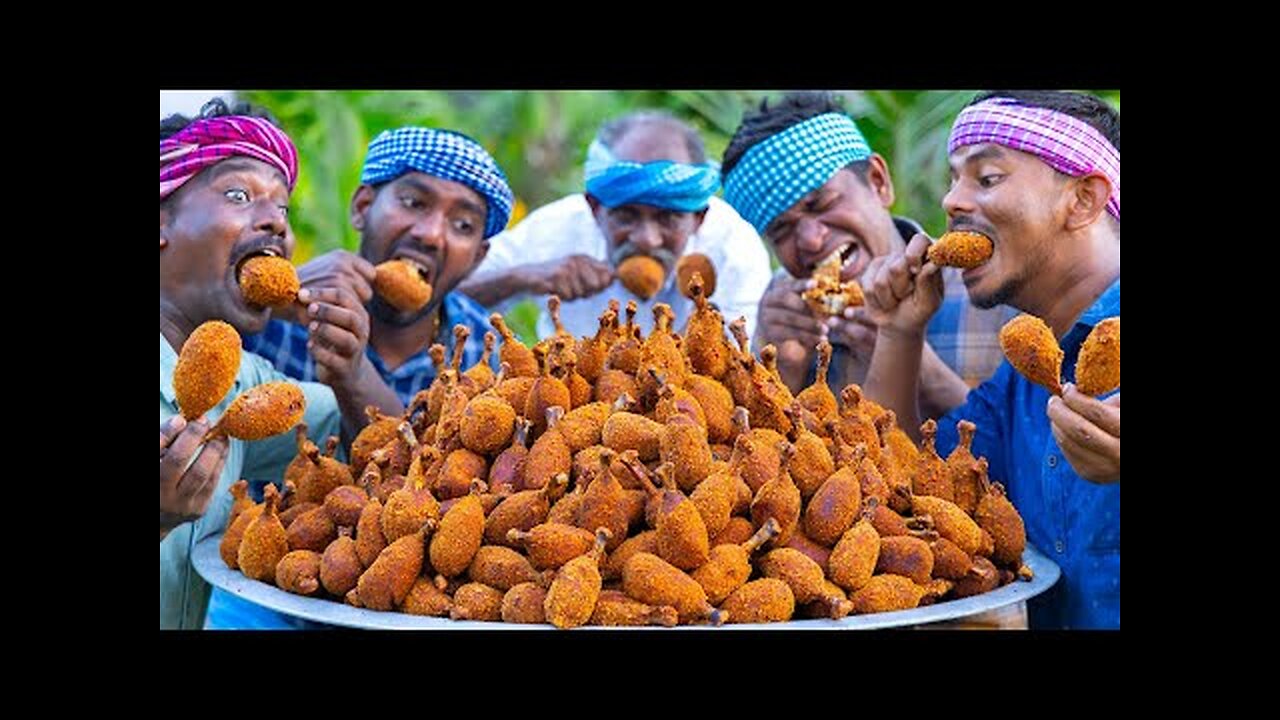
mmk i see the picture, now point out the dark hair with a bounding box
[597,110,707,164]
[160,96,281,140]
[970,90,1119,151]
[722,91,871,182]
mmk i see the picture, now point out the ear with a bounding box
[1064,173,1111,231]
[585,193,615,236]
[160,206,171,251]
[475,238,490,265]
[866,153,896,208]
[690,207,708,235]
[350,185,376,231]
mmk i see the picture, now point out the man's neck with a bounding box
[1024,228,1121,338]
[370,308,441,371]
[159,302,194,354]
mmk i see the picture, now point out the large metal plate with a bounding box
[193,534,1059,630]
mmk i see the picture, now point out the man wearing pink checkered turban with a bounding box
[160,98,391,629]
[861,91,1121,629]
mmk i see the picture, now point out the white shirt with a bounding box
[476,194,773,340]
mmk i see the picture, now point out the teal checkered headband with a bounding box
[722,113,872,235]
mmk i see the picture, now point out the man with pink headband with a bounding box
[159,99,391,629]
[862,91,1120,629]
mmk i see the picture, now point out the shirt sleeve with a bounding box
[471,197,589,314]
[475,220,527,277]
[934,361,1014,482]
[465,222,527,316]
[240,320,316,382]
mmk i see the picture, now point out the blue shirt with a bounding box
[242,292,498,407]
[935,278,1120,629]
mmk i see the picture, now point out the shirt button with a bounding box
[1054,540,1065,554]
[1047,455,1058,468]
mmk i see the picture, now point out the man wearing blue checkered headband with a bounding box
[723,92,1014,415]
[209,127,514,629]
[242,127,513,411]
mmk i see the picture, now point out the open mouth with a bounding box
[228,243,288,313]
[948,225,995,281]
[233,244,285,281]
[809,242,860,281]
[390,251,435,289]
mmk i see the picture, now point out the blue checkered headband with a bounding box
[723,113,872,234]
[583,139,720,212]
[361,127,514,238]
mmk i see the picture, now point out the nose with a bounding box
[253,201,289,240]
[943,180,976,221]
[630,220,662,252]
[409,210,447,251]
[794,216,827,254]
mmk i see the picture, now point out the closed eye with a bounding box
[811,192,838,212]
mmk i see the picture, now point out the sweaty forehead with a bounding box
[611,122,692,164]
[165,158,288,211]
[950,142,1049,171]
[950,143,1059,182]
[204,157,289,188]
[949,143,1009,168]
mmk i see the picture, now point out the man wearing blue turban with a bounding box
[460,111,771,339]
[215,126,514,629]
[243,126,512,409]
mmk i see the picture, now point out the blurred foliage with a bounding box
[238,89,1117,345]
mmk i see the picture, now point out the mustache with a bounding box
[609,244,677,270]
[232,235,288,262]
[947,217,997,237]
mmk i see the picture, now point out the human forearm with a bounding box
[864,327,927,441]
[456,267,532,308]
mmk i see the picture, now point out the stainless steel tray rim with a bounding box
[192,534,1060,630]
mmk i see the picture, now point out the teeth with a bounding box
[260,247,280,258]
[818,244,848,269]
[395,257,426,273]
[842,248,858,273]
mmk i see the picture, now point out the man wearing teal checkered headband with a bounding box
[722,92,1014,415]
